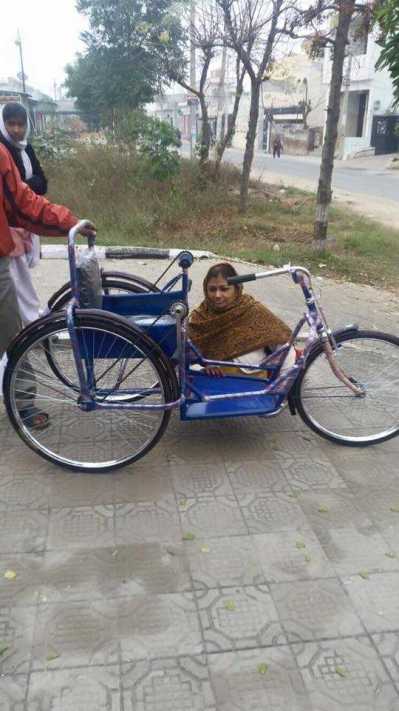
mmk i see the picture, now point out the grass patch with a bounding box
[44,143,399,290]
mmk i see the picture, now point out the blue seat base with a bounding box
[181,372,283,420]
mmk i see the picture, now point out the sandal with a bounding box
[19,406,50,431]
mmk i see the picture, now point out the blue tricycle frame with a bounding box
[4,220,399,472]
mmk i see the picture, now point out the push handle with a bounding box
[68,220,96,304]
[227,273,256,284]
[68,219,96,250]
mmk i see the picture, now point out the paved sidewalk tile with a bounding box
[254,530,335,582]
[115,500,181,544]
[209,646,310,711]
[270,578,364,642]
[0,675,28,710]
[240,492,308,534]
[197,585,286,652]
[0,605,35,675]
[343,571,399,634]
[40,543,190,601]
[172,462,233,499]
[298,489,373,532]
[180,496,247,538]
[317,525,399,576]
[372,631,399,684]
[122,656,216,711]
[186,535,265,590]
[292,636,399,711]
[31,600,119,670]
[26,665,121,710]
[0,509,48,553]
[117,592,202,662]
[47,506,115,550]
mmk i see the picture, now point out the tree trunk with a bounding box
[198,94,211,168]
[314,0,355,244]
[213,66,245,179]
[239,81,260,213]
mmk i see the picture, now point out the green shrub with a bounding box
[111,110,181,181]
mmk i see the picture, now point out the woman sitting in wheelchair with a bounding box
[189,262,294,377]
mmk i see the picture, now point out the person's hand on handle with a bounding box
[78,221,96,239]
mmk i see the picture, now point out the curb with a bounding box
[41,245,215,260]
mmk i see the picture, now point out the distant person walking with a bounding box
[272,135,283,159]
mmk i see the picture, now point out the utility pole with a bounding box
[189,0,197,158]
[15,30,27,94]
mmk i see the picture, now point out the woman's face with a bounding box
[4,117,27,142]
[206,274,238,311]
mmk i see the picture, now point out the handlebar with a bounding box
[68,220,96,250]
[227,264,312,286]
[227,273,256,284]
[68,220,96,305]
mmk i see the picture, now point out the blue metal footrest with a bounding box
[181,372,282,420]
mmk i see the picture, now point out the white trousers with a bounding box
[9,254,41,326]
[0,254,41,393]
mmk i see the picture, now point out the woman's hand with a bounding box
[204,366,224,377]
[79,222,97,239]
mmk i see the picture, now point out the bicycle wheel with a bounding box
[293,330,399,446]
[46,273,160,391]
[48,271,160,312]
[3,311,178,472]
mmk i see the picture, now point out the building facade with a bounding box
[322,31,397,157]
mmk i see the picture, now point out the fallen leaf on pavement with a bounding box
[224,600,236,611]
[335,666,347,677]
[257,663,268,674]
[182,532,195,541]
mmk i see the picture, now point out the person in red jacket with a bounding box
[0,142,95,428]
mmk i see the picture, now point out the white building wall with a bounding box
[322,33,395,156]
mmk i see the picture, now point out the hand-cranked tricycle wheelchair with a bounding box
[3,221,399,472]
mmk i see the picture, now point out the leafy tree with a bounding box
[217,0,300,212]
[376,0,399,106]
[65,0,185,124]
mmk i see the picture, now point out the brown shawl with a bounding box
[188,293,291,360]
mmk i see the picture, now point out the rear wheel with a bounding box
[293,330,399,446]
[46,272,160,392]
[3,312,177,472]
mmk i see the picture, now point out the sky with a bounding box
[1,0,87,98]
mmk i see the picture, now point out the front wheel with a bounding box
[3,312,178,472]
[292,330,399,447]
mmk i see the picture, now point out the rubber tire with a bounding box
[48,271,160,312]
[46,274,159,389]
[291,329,399,447]
[3,310,178,472]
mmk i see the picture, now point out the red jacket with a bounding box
[0,144,77,257]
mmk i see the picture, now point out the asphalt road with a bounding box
[237,149,399,202]
[182,142,399,201]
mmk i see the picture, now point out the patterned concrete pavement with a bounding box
[1,257,399,710]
